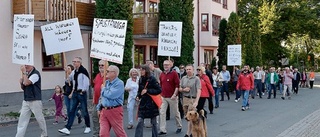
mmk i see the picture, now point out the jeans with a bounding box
[221,82,229,100]
[127,96,136,125]
[268,84,277,98]
[64,95,81,119]
[135,117,158,137]
[279,83,283,94]
[65,92,90,130]
[213,87,220,107]
[241,90,249,107]
[254,79,262,97]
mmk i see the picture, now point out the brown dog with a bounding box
[186,109,207,137]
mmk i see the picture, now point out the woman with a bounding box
[135,64,161,137]
[309,69,315,89]
[125,68,139,129]
[212,67,223,108]
[300,70,307,88]
[278,70,284,94]
[63,64,74,118]
[196,66,214,117]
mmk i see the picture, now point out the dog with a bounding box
[186,109,207,137]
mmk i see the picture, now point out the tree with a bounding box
[95,0,134,82]
[226,12,241,45]
[158,0,195,68]
[217,19,227,70]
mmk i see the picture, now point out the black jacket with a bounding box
[137,76,162,118]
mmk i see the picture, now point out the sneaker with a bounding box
[145,124,152,128]
[281,97,285,100]
[241,107,245,111]
[262,93,265,96]
[245,106,250,110]
[84,127,91,134]
[64,117,68,122]
[176,128,182,134]
[58,128,70,135]
[235,99,238,103]
[53,121,58,125]
[237,98,240,102]
[158,131,167,135]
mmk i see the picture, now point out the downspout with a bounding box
[197,0,200,66]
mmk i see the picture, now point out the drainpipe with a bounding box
[197,0,200,66]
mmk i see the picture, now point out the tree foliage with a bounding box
[217,18,227,70]
[95,0,134,81]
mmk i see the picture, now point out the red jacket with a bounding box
[199,75,215,97]
[236,71,254,91]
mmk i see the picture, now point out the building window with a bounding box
[222,0,227,9]
[212,14,221,36]
[150,46,158,66]
[201,14,209,31]
[135,0,145,13]
[204,49,214,65]
[41,39,63,70]
[212,0,221,3]
[149,2,158,12]
[134,45,145,68]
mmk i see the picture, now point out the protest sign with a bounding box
[41,18,83,55]
[157,21,182,57]
[90,18,127,64]
[12,14,34,65]
[227,45,242,66]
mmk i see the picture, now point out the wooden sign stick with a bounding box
[103,60,109,85]
[63,52,70,86]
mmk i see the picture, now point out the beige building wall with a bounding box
[0,0,91,94]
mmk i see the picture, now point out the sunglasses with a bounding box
[197,69,201,71]
[99,64,104,67]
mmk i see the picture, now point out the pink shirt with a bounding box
[283,72,293,85]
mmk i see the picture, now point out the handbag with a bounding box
[216,73,223,87]
[144,82,162,108]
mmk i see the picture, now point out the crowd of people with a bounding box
[15,56,317,137]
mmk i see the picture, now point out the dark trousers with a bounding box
[310,81,314,89]
[197,97,207,117]
[220,82,229,100]
[207,94,214,113]
[268,84,277,98]
[66,92,90,130]
[292,80,299,94]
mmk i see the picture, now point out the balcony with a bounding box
[133,12,159,38]
[12,0,95,30]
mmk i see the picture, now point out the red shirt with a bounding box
[160,70,180,98]
[199,75,214,97]
[236,71,254,91]
[93,73,104,104]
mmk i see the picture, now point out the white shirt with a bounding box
[125,77,139,98]
[29,74,39,84]
[270,73,275,84]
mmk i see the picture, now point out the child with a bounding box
[49,85,68,124]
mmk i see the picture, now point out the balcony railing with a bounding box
[12,0,95,26]
[133,12,158,36]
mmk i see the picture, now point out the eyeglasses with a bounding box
[197,69,201,71]
[106,70,115,73]
[99,64,104,67]
[72,61,80,63]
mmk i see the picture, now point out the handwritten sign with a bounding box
[227,45,242,66]
[157,21,182,57]
[12,15,34,65]
[41,18,83,55]
[90,18,127,64]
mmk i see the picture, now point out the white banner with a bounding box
[12,15,34,65]
[227,45,242,66]
[157,21,182,57]
[90,18,127,64]
[41,18,84,55]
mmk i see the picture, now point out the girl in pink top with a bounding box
[49,85,67,124]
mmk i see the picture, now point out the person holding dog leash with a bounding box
[179,64,201,137]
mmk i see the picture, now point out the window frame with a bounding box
[212,0,221,3]
[222,0,228,9]
[212,14,221,36]
[134,45,146,68]
[201,13,209,31]
[149,46,159,67]
[204,49,214,65]
[41,39,64,71]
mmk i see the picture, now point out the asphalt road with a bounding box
[1,75,320,137]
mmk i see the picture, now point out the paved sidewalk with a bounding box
[277,103,320,137]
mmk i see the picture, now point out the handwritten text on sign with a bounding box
[12,15,34,65]
[227,45,242,66]
[90,19,127,64]
[157,21,182,57]
[41,18,84,55]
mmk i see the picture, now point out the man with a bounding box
[158,60,182,135]
[282,67,294,100]
[253,66,264,99]
[292,68,301,94]
[220,65,230,101]
[178,64,187,118]
[16,65,48,137]
[233,66,241,102]
[97,65,127,137]
[92,60,106,137]
[236,65,254,111]
[266,67,279,99]
[59,57,91,135]
[179,64,187,79]
[201,63,214,114]
[179,64,201,137]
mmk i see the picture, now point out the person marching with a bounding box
[236,65,254,111]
